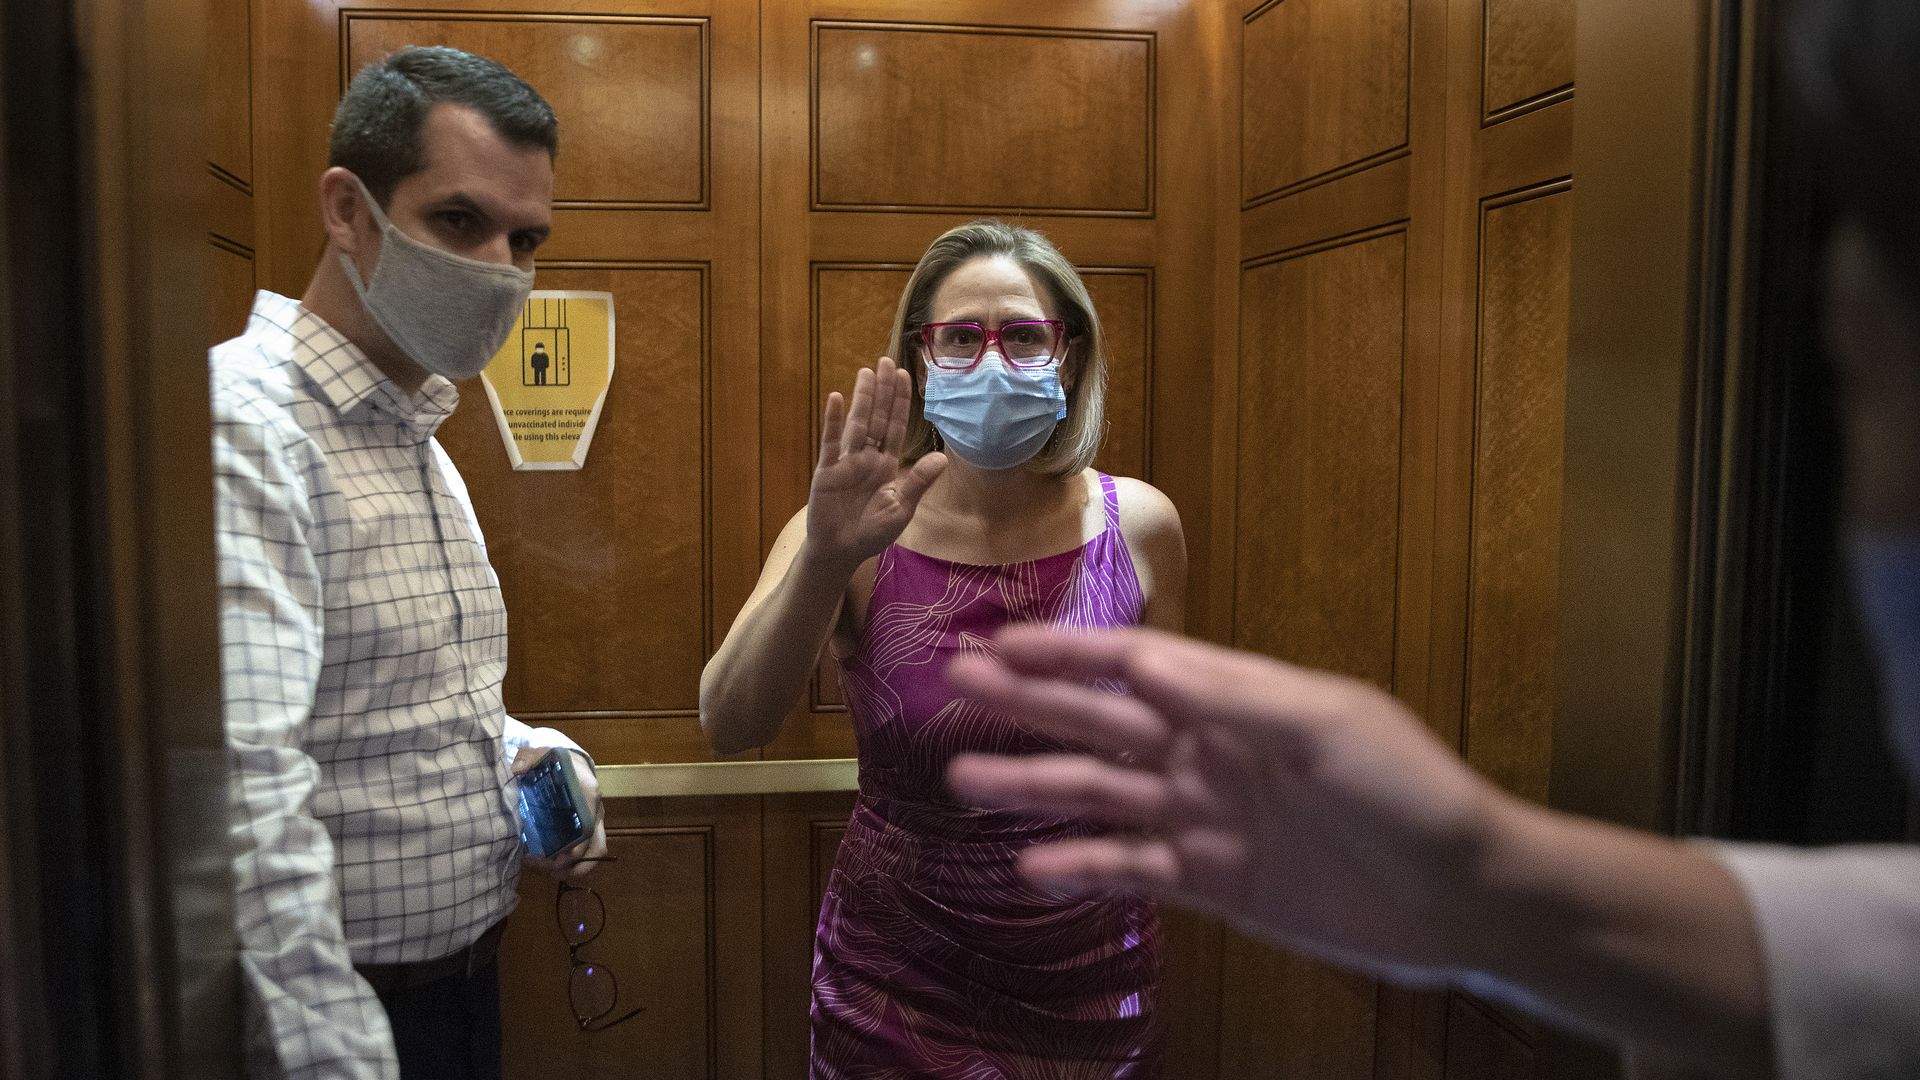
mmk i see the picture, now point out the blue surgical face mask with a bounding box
[921,354,1069,471]
[1848,532,1920,781]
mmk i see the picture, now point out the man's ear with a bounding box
[319,167,370,257]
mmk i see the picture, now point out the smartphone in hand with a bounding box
[516,747,595,858]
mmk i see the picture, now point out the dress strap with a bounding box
[1098,471,1121,532]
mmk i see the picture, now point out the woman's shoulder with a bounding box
[1099,472,1183,539]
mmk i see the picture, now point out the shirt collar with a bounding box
[251,292,459,437]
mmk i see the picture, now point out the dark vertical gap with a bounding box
[1716,1,1910,844]
[2,0,128,1074]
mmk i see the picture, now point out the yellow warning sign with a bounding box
[478,292,615,470]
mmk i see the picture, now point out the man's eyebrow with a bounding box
[428,192,490,217]
[427,191,548,243]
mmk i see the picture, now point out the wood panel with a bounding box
[1483,0,1575,121]
[437,264,708,724]
[1428,3,1577,1072]
[1241,0,1410,205]
[1234,232,1406,686]
[1224,2,1435,1067]
[1218,946,1378,1079]
[207,0,250,189]
[1226,228,1405,1079]
[208,239,256,345]
[1083,269,1152,482]
[345,14,708,208]
[1464,187,1573,805]
[762,794,855,1080]
[812,23,1152,215]
[812,264,914,451]
[497,794,762,1080]
[807,264,910,714]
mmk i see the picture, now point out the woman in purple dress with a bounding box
[701,220,1186,1078]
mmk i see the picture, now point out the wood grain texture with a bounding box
[207,0,251,188]
[496,793,763,1080]
[1241,0,1410,204]
[500,828,717,1076]
[813,23,1152,214]
[1217,938,1378,1079]
[1484,0,1575,120]
[1234,231,1405,688]
[762,794,855,1080]
[1464,187,1572,804]
[1083,269,1152,482]
[345,14,708,208]
[208,239,256,346]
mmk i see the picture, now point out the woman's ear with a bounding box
[1060,335,1085,392]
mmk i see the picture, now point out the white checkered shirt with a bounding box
[216,291,583,1080]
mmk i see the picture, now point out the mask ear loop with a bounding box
[905,336,944,456]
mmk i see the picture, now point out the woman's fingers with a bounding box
[985,625,1340,762]
[883,362,913,455]
[1015,837,1184,896]
[818,391,846,469]
[894,451,947,510]
[865,357,896,452]
[946,651,1176,766]
[842,366,875,455]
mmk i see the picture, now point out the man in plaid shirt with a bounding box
[213,47,606,1080]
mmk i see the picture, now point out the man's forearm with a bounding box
[1465,801,1772,1074]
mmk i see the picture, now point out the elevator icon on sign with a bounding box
[521,296,573,387]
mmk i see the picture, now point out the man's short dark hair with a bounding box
[1785,0,1920,299]
[328,45,558,205]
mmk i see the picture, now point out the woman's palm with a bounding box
[807,357,947,565]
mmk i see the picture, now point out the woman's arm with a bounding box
[1112,476,1187,633]
[700,509,859,754]
[699,357,946,754]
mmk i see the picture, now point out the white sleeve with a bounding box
[217,392,398,1080]
[1709,841,1920,1079]
[501,714,592,771]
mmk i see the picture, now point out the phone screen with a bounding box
[517,750,587,858]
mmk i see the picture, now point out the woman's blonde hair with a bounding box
[885,219,1107,478]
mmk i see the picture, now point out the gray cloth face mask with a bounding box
[338,176,535,381]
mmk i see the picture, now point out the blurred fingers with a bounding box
[947,753,1173,826]
[946,652,1174,764]
[1016,838,1183,896]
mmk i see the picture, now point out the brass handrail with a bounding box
[598,757,858,799]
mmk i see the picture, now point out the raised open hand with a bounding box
[806,357,948,568]
[944,625,1505,986]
